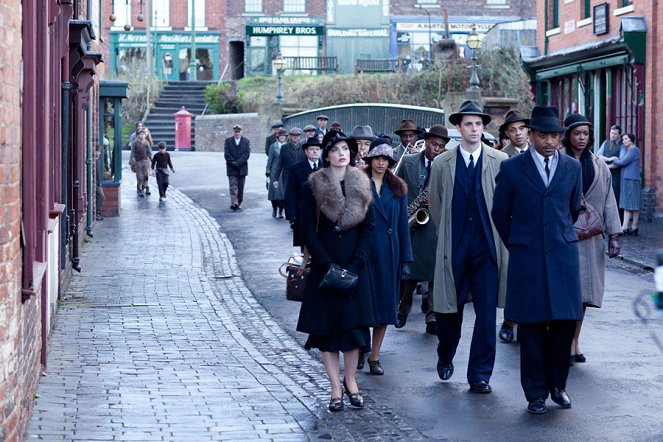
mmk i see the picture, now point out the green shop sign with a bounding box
[246,25,323,36]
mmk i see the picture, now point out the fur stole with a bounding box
[309,166,372,230]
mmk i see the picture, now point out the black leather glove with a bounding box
[400,262,412,280]
[608,234,620,258]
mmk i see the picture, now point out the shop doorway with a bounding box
[229,41,244,80]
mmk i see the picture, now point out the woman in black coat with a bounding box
[296,130,375,412]
[360,140,412,376]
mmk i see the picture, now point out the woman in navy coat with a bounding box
[361,140,413,376]
[296,131,375,412]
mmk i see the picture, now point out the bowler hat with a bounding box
[448,100,492,126]
[394,119,419,135]
[526,106,565,133]
[351,125,377,141]
[499,110,530,132]
[302,137,322,150]
[289,127,303,135]
[271,121,284,129]
[320,130,358,164]
[365,141,397,166]
[316,114,329,121]
[424,125,450,142]
[563,113,592,135]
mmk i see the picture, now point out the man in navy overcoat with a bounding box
[491,105,583,415]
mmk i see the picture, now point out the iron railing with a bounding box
[283,56,338,73]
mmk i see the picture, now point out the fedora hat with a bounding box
[563,113,592,135]
[321,130,358,164]
[394,119,419,135]
[302,137,322,150]
[424,125,450,142]
[526,106,565,133]
[351,125,377,141]
[499,110,530,132]
[448,100,491,126]
[364,140,397,166]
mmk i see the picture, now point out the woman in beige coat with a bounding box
[562,114,621,365]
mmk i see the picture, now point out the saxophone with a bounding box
[407,185,430,228]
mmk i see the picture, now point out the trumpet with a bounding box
[407,185,430,228]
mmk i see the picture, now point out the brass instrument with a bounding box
[407,185,430,228]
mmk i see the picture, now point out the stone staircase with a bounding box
[143,81,214,151]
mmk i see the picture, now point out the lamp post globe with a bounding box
[467,25,482,93]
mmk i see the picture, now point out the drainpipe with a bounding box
[61,82,71,270]
[86,104,93,237]
[71,97,81,273]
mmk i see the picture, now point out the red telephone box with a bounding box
[174,106,193,151]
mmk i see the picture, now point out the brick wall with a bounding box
[0,1,43,441]
[195,113,261,153]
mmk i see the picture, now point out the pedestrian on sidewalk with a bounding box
[129,129,153,197]
[266,128,288,218]
[151,141,175,201]
[360,140,412,376]
[224,124,251,211]
[609,133,642,236]
[296,130,375,412]
[562,114,621,365]
[492,105,583,414]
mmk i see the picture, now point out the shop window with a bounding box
[284,0,305,13]
[188,0,205,28]
[152,0,169,28]
[621,0,633,5]
[279,35,318,74]
[245,0,263,13]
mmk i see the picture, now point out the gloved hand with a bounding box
[265,172,270,177]
[400,262,412,280]
[232,161,241,169]
[608,234,620,258]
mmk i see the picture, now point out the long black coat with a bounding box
[296,168,376,337]
[224,136,250,176]
[491,150,583,324]
[285,159,316,246]
[272,142,304,194]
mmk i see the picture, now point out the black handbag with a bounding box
[574,198,604,241]
[279,251,310,302]
[319,264,358,298]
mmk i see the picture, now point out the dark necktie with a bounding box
[312,161,317,170]
[468,154,475,176]
[544,157,550,180]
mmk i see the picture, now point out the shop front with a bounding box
[245,17,323,77]
[109,31,221,81]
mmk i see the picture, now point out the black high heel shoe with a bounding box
[357,351,365,370]
[631,228,639,237]
[343,379,364,409]
[328,396,344,412]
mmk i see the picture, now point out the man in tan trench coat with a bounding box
[428,100,509,394]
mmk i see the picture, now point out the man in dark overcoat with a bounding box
[491,105,583,415]
[285,137,322,246]
[224,124,251,210]
[496,110,531,343]
[395,125,449,335]
[264,121,283,155]
[272,127,305,197]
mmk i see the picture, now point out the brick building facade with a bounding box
[522,0,661,213]
[0,1,105,439]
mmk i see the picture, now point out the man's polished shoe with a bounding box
[498,323,514,343]
[527,398,547,414]
[550,388,572,409]
[469,380,492,394]
[394,314,407,329]
[436,361,454,381]
[425,321,438,335]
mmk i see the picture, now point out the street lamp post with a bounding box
[415,5,433,65]
[189,0,197,80]
[273,54,285,105]
[466,25,482,100]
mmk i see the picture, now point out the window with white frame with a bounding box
[486,0,508,5]
[245,0,263,13]
[112,0,131,28]
[284,0,305,13]
[152,0,170,28]
[188,0,206,28]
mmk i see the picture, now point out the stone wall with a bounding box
[195,113,261,152]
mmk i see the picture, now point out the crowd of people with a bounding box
[261,100,641,415]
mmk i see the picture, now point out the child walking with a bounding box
[151,141,175,201]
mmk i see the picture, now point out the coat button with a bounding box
[387,228,393,235]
